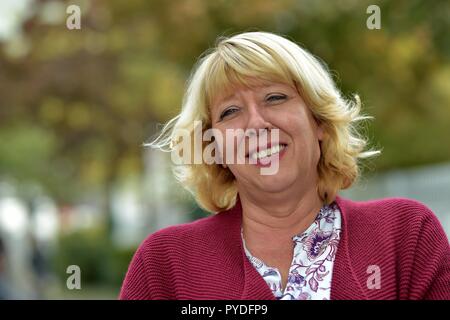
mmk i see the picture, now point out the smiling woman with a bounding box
[148,32,379,213]
[120,31,450,300]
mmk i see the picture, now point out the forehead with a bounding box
[211,78,292,107]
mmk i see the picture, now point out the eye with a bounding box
[266,94,287,103]
[219,106,239,121]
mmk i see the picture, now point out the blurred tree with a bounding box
[0,0,449,239]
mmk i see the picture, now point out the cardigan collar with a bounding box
[330,195,368,299]
[220,194,368,300]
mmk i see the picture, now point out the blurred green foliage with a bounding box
[52,227,135,287]
[0,0,449,230]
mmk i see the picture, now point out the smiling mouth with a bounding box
[247,143,288,161]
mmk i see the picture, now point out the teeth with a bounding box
[251,144,286,160]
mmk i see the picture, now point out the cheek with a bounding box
[212,124,246,159]
[285,105,315,136]
[276,114,304,138]
[211,128,240,160]
[276,113,319,160]
[211,129,226,157]
[267,103,304,131]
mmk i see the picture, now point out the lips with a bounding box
[251,143,288,167]
[246,142,288,159]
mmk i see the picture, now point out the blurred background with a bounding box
[0,0,449,299]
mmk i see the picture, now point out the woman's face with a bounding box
[210,78,324,194]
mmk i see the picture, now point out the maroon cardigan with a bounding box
[119,195,450,299]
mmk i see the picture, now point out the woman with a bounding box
[120,31,450,300]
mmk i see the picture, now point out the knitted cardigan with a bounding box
[119,195,450,300]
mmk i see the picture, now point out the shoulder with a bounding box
[120,211,233,300]
[337,195,442,229]
[336,195,447,247]
[335,196,450,299]
[136,208,236,257]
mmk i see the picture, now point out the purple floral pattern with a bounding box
[241,202,342,300]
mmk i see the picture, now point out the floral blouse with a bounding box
[241,202,342,300]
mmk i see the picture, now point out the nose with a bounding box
[246,102,273,133]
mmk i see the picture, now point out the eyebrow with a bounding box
[217,83,283,106]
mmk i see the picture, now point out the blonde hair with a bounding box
[147,31,381,213]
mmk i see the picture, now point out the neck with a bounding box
[238,185,324,250]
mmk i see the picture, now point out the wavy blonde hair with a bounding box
[147,31,381,213]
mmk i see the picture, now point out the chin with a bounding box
[254,172,296,193]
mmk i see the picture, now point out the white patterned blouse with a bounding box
[241,202,342,300]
